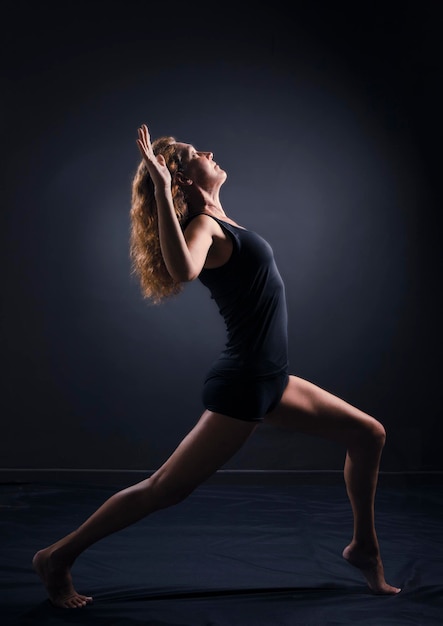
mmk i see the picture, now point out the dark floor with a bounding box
[0,478,442,625]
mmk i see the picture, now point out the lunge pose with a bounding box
[32,124,400,608]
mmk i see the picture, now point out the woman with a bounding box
[32,124,400,608]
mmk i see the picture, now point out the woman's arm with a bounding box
[137,125,212,282]
[156,186,213,281]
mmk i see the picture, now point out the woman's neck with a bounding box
[186,185,224,217]
[187,199,226,220]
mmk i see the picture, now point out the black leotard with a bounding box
[184,213,289,421]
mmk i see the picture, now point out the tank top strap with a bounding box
[182,212,230,231]
[182,212,209,230]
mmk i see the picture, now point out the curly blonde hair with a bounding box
[130,136,189,304]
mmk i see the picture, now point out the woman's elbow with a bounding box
[169,266,200,283]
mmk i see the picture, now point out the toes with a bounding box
[66,598,83,608]
[79,594,93,603]
[62,594,91,608]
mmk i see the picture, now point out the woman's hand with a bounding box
[136,124,172,191]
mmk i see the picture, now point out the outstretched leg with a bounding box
[33,411,257,608]
[265,375,400,595]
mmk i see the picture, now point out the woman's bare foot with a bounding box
[342,543,401,595]
[32,548,93,609]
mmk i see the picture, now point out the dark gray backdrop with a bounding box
[2,1,441,473]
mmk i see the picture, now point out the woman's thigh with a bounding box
[264,375,385,445]
[148,410,258,502]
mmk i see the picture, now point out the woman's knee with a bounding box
[354,417,386,450]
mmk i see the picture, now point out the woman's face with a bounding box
[177,142,227,189]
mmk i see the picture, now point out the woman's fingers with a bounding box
[137,124,155,161]
[136,139,147,159]
[139,125,152,151]
[135,124,171,187]
[140,124,150,142]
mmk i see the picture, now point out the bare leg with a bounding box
[265,375,401,595]
[32,411,257,608]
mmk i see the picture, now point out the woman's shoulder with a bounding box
[184,212,214,229]
[183,213,227,242]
